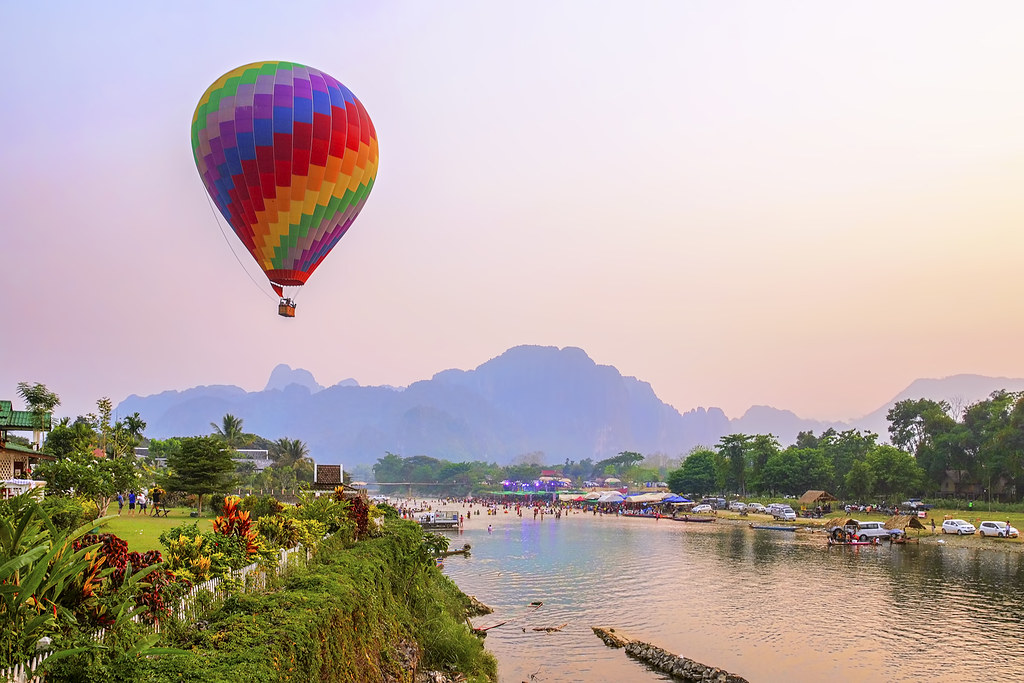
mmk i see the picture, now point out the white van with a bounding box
[772,506,797,521]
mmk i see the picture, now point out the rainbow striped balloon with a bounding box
[191,61,378,301]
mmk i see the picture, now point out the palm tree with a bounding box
[210,414,248,449]
[271,437,309,468]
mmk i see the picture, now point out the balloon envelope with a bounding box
[191,61,378,297]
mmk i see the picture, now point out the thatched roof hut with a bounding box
[798,490,838,505]
[885,514,926,531]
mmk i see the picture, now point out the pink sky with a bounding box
[3,2,1023,424]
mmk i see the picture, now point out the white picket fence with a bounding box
[2,543,313,682]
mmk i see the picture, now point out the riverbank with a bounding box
[438,503,1024,682]
[44,521,496,683]
[707,509,1024,553]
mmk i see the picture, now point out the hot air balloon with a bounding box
[191,61,378,317]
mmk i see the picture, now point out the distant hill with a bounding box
[115,347,1024,466]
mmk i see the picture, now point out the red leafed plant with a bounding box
[334,487,370,540]
[70,533,176,624]
[213,495,259,557]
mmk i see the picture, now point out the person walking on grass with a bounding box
[128,490,136,516]
[138,490,147,515]
[117,492,124,515]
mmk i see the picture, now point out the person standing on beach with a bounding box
[487,524,492,534]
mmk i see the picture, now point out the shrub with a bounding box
[40,495,97,533]
[241,495,284,520]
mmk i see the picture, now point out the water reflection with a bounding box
[441,510,1024,682]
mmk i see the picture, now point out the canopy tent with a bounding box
[626,492,671,503]
[583,492,603,501]
[597,492,625,503]
[798,490,838,505]
[663,495,692,504]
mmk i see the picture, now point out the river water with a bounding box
[439,507,1024,682]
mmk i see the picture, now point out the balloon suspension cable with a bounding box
[204,191,276,301]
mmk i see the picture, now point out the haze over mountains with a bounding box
[116,345,1024,467]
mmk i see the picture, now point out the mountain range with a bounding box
[115,345,1024,467]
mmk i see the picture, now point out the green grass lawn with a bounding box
[94,507,217,552]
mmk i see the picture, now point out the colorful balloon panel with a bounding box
[191,61,378,290]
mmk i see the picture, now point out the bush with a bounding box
[208,494,227,517]
[40,495,97,533]
[241,495,284,520]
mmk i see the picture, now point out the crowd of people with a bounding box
[115,486,165,516]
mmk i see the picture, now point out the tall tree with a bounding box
[866,445,924,499]
[34,451,140,515]
[717,434,752,495]
[210,414,249,449]
[166,436,236,513]
[16,382,60,449]
[271,437,310,468]
[747,434,780,493]
[667,448,717,496]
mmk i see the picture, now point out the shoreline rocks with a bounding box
[593,627,749,683]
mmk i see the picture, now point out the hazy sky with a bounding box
[3,1,1023,424]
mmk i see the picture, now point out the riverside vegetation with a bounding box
[0,492,496,682]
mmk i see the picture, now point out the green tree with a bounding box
[887,398,951,455]
[270,437,310,468]
[42,419,95,459]
[210,414,249,449]
[866,444,924,499]
[33,452,140,515]
[95,397,114,457]
[844,459,875,500]
[747,434,780,493]
[16,382,60,449]
[165,436,236,513]
[760,447,832,496]
[667,448,717,496]
[717,434,752,495]
[819,429,877,496]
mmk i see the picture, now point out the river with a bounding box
[438,506,1024,682]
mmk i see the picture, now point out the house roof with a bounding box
[885,514,926,530]
[0,400,52,431]
[798,490,838,504]
[0,442,55,460]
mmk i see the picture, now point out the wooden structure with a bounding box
[885,514,926,536]
[0,400,55,498]
[798,490,838,505]
[278,298,296,317]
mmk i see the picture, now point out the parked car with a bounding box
[691,504,713,514]
[942,519,976,535]
[746,503,767,513]
[728,501,747,512]
[901,499,933,511]
[766,503,790,516]
[978,521,1019,538]
[772,506,797,521]
[847,520,893,541]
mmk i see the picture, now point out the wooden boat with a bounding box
[670,515,715,523]
[889,535,919,544]
[749,524,797,531]
[827,538,878,546]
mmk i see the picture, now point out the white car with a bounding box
[691,504,713,513]
[746,503,767,513]
[942,519,976,535]
[772,506,797,521]
[728,501,747,512]
[978,521,1019,538]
